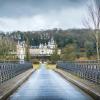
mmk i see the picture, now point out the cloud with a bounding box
[0,0,88,18]
[0,0,89,31]
[0,6,86,32]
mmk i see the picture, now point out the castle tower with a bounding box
[16,41,26,63]
[48,37,56,49]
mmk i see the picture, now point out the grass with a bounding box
[33,63,56,70]
[46,64,56,70]
[33,64,40,70]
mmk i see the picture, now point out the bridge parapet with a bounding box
[57,61,100,84]
[0,61,32,84]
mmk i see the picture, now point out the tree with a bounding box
[0,37,16,60]
[83,0,100,61]
[84,41,95,58]
[50,48,60,63]
[60,44,77,61]
[24,33,31,61]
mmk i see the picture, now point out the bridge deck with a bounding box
[7,64,93,100]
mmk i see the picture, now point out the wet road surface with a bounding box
[8,64,93,100]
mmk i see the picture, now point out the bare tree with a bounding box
[0,37,16,60]
[83,0,100,61]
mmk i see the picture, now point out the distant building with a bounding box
[16,38,61,59]
[29,38,59,57]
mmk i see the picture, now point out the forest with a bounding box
[0,28,100,60]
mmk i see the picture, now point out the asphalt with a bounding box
[7,64,94,100]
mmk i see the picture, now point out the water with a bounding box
[8,64,94,100]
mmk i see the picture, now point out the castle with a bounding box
[30,38,57,56]
[17,38,60,60]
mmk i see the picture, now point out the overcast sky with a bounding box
[0,0,90,32]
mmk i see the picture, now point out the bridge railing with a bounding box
[57,61,100,84]
[0,61,32,84]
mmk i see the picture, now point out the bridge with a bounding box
[0,61,100,100]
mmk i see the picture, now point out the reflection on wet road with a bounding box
[8,64,93,100]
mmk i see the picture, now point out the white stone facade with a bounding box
[16,41,26,61]
[16,38,60,58]
[30,38,57,56]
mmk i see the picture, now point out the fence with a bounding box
[57,61,100,84]
[0,61,32,84]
